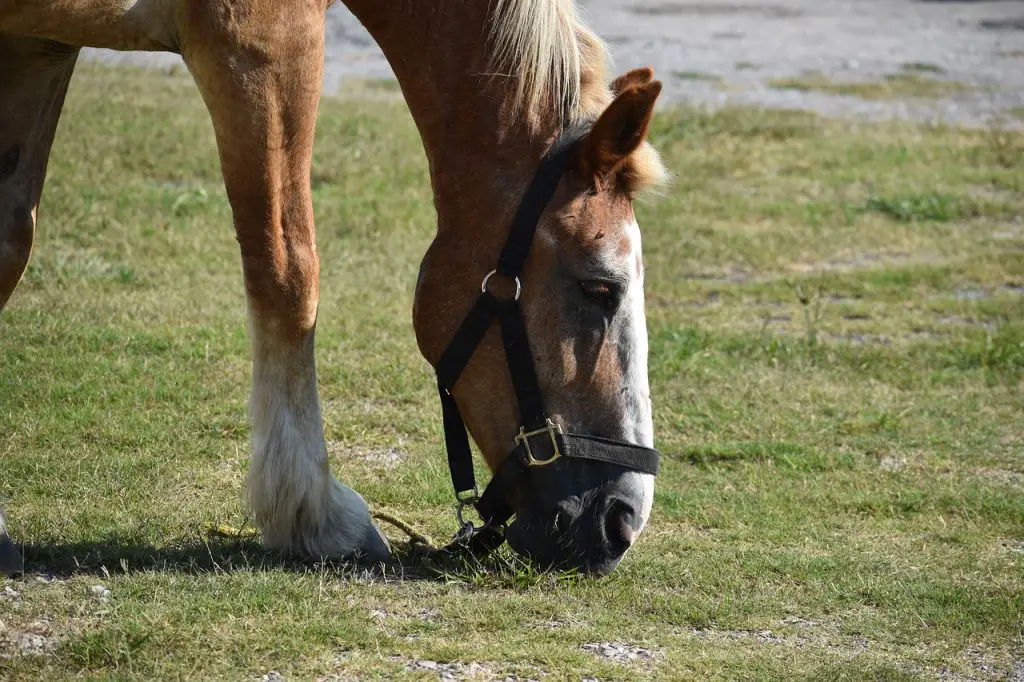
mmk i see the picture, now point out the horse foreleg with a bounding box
[0,36,77,310]
[0,35,78,575]
[178,1,388,562]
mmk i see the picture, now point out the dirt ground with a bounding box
[85,0,1024,126]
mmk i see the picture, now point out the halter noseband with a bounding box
[434,127,661,555]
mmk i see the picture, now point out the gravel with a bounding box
[581,641,660,663]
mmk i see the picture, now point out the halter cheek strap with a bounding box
[434,126,661,555]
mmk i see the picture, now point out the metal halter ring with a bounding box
[481,270,522,301]
[456,498,479,529]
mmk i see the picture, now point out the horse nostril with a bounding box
[604,498,637,554]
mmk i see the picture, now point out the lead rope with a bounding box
[203,510,438,554]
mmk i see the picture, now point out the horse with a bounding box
[0,0,667,576]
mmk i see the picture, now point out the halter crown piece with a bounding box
[434,126,661,555]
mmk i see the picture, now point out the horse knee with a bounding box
[241,238,320,336]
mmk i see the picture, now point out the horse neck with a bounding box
[343,1,562,237]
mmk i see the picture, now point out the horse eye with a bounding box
[579,280,623,312]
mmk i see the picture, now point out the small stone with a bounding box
[581,641,657,663]
[90,585,111,600]
[879,456,905,471]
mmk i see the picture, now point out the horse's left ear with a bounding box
[577,78,662,186]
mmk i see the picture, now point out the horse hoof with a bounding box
[360,521,392,564]
[0,535,23,576]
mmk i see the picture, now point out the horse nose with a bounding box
[603,497,638,557]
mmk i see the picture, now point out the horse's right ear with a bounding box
[576,79,662,187]
[611,67,654,95]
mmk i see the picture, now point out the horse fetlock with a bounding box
[245,324,390,563]
[248,459,390,562]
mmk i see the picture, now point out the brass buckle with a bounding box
[516,418,563,466]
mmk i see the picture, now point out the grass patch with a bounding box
[768,72,975,100]
[363,78,400,92]
[0,63,1022,680]
[900,61,946,75]
[861,193,980,222]
[674,70,722,82]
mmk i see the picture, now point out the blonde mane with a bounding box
[488,0,667,192]
[488,0,611,122]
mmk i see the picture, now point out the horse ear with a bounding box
[611,67,654,95]
[577,79,662,185]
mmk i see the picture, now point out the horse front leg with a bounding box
[179,0,389,562]
[0,35,79,575]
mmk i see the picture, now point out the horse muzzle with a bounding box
[504,459,649,575]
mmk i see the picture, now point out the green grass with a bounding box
[900,62,946,75]
[768,72,976,101]
[673,70,722,82]
[1,63,1023,680]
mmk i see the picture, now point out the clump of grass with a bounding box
[862,193,978,222]
[339,78,403,98]
[789,276,826,348]
[651,105,822,144]
[734,61,758,71]
[768,72,974,100]
[23,249,138,285]
[945,323,1024,375]
[1005,106,1024,122]
[901,61,945,75]
[985,121,1024,168]
[674,70,722,82]
[363,78,400,92]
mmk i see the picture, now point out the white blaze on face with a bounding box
[620,218,656,532]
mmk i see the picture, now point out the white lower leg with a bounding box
[246,312,390,561]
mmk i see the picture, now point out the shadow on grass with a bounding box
[11,534,563,587]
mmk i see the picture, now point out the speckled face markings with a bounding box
[546,198,656,532]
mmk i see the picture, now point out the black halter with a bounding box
[434,127,661,555]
